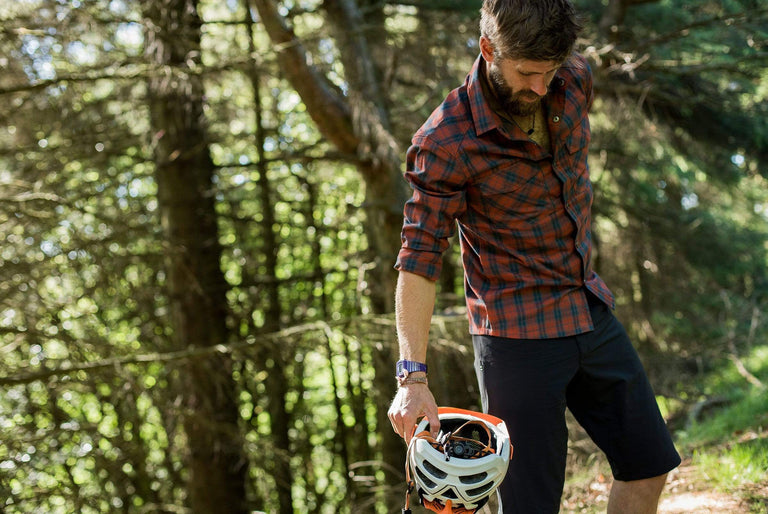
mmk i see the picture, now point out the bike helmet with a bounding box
[404,407,512,513]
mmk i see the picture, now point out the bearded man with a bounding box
[387,1,681,512]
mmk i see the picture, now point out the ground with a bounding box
[658,460,752,513]
[553,407,768,514]
[559,458,766,513]
[458,458,767,514]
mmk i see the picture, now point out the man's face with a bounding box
[487,56,560,116]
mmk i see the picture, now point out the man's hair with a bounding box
[480,0,581,63]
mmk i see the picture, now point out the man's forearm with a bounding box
[395,271,437,362]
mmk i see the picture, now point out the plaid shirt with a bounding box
[395,54,615,339]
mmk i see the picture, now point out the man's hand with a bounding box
[387,383,440,443]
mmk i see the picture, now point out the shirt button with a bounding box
[558,78,565,87]
[553,115,561,122]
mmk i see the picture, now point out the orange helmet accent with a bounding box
[422,497,476,513]
[437,407,504,427]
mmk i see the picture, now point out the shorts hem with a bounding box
[612,454,682,482]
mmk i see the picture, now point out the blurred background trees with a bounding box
[0,0,766,512]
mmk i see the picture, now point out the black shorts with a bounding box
[472,295,681,514]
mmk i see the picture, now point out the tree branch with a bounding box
[0,67,150,95]
[0,57,271,96]
[0,321,327,386]
[599,0,662,41]
[322,0,403,173]
[0,310,471,386]
[250,0,359,153]
[633,8,768,52]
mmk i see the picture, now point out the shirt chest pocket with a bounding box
[558,122,593,212]
[469,164,554,221]
[561,119,591,179]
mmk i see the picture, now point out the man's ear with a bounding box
[479,36,495,64]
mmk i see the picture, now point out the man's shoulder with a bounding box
[558,53,593,91]
[413,82,475,148]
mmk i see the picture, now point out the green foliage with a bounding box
[673,347,768,502]
[0,0,767,511]
[693,443,768,493]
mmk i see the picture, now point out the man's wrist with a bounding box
[396,373,429,387]
[396,359,428,378]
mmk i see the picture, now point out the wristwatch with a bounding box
[396,359,428,378]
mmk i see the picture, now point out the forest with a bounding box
[0,0,766,512]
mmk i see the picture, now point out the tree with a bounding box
[142,0,248,511]
[581,0,768,379]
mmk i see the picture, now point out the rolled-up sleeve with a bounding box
[395,135,468,281]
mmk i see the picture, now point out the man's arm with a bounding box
[387,270,441,442]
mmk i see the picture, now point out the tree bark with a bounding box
[143,1,248,512]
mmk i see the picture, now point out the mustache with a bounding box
[513,91,542,101]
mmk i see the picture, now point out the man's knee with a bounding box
[626,472,667,486]
[615,472,668,493]
[608,473,669,514]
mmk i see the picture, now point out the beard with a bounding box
[488,62,543,117]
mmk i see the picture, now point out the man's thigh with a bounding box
[567,303,681,481]
[473,334,579,514]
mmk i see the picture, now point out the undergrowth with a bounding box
[674,345,768,510]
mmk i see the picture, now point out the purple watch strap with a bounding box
[396,359,428,377]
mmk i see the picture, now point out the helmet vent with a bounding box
[422,460,448,479]
[467,482,494,497]
[415,467,437,489]
[442,488,458,499]
[460,471,488,484]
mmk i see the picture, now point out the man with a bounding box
[387,0,681,512]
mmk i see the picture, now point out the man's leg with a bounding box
[473,334,580,514]
[567,298,680,512]
[608,474,668,514]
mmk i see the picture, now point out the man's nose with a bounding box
[529,77,548,97]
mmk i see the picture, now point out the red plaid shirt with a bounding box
[395,54,615,339]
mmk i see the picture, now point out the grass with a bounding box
[693,442,768,490]
[672,345,768,510]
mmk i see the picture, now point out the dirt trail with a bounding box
[658,461,753,513]
[559,459,762,513]
[557,414,767,514]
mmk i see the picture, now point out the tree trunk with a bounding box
[143,1,248,512]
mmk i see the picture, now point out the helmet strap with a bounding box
[402,479,414,514]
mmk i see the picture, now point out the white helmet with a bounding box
[405,407,512,513]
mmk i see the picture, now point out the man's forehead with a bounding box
[508,58,561,74]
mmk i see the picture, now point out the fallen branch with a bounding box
[721,291,765,389]
[0,311,470,386]
[687,396,730,429]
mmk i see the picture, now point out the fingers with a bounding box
[387,403,404,439]
[425,402,441,438]
[387,396,413,442]
[387,386,439,443]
